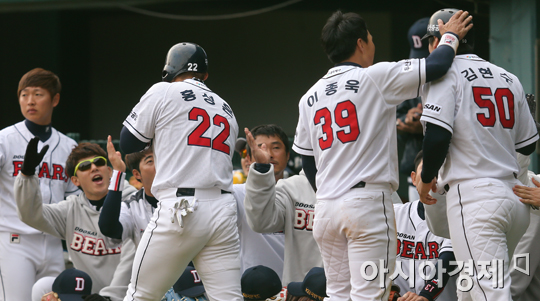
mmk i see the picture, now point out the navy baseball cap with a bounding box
[408,17,430,59]
[287,267,327,301]
[241,265,282,300]
[52,269,92,301]
[173,266,205,297]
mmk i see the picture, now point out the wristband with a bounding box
[419,279,442,301]
[438,32,459,54]
[108,170,125,191]
[254,163,271,174]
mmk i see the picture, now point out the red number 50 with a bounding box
[314,100,360,150]
[473,86,515,129]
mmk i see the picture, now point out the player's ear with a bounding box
[356,38,364,53]
[203,73,209,81]
[71,175,80,187]
[132,169,142,182]
[411,171,417,187]
[52,93,60,108]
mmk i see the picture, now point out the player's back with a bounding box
[294,60,426,200]
[422,55,539,185]
[138,79,238,194]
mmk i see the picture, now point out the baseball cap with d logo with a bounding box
[52,268,92,301]
[287,267,327,301]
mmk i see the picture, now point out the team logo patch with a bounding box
[402,60,413,73]
[10,233,20,244]
[424,103,442,115]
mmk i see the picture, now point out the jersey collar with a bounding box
[335,62,363,68]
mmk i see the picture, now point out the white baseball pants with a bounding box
[313,185,397,301]
[0,232,64,301]
[510,212,540,301]
[124,189,242,301]
[446,178,529,301]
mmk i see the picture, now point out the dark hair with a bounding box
[18,68,61,98]
[125,147,153,173]
[321,11,369,64]
[414,150,423,173]
[66,143,107,177]
[246,124,290,157]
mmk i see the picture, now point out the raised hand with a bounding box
[21,137,49,176]
[244,127,270,164]
[107,135,126,172]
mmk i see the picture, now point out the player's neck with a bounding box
[24,119,52,142]
[343,51,371,68]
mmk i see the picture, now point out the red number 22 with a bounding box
[188,107,231,154]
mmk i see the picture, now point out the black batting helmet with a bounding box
[162,42,208,82]
[422,8,474,51]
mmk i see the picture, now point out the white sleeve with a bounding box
[244,164,287,233]
[365,58,426,106]
[122,83,167,143]
[420,67,458,133]
[514,86,539,149]
[292,102,314,156]
[14,174,69,239]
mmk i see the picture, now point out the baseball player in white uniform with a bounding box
[120,42,241,301]
[14,141,138,295]
[292,10,472,300]
[417,9,539,301]
[393,151,457,301]
[243,127,322,285]
[0,68,79,301]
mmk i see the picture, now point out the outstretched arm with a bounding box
[99,136,126,240]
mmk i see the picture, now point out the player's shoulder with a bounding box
[54,130,78,148]
[0,121,23,137]
[393,200,415,214]
[124,189,145,208]
[277,172,313,194]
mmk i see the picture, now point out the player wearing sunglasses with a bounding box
[14,139,138,298]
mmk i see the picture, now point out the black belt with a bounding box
[351,181,366,189]
[176,188,231,197]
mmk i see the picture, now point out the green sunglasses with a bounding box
[74,156,108,175]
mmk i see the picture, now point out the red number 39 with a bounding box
[314,100,360,150]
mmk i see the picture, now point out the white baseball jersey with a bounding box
[123,79,239,196]
[393,201,457,301]
[118,188,156,246]
[233,184,285,280]
[293,61,426,199]
[14,174,138,292]
[420,55,539,186]
[0,121,79,234]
